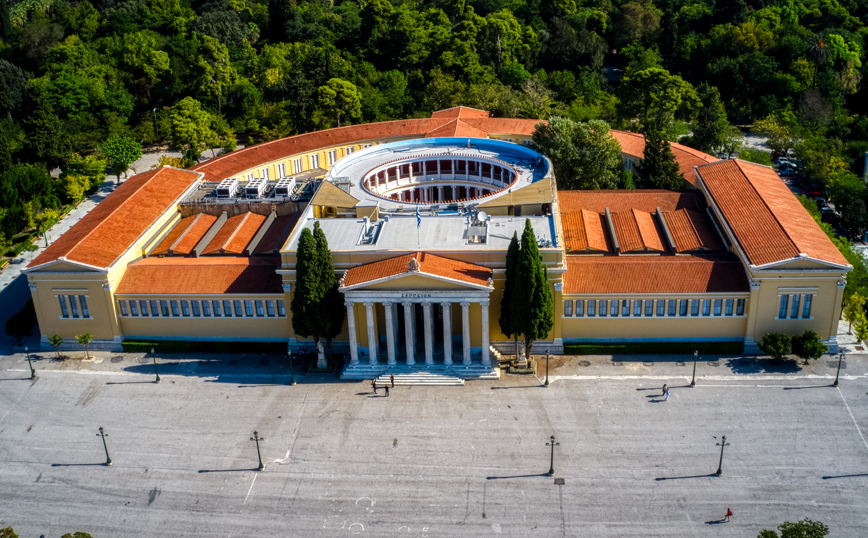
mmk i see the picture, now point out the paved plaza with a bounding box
[1,352,867,537]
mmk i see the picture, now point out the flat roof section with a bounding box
[115,257,283,295]
[559,190,703,214]
[662,209,723,253]
[697,160,847,267]
[564,256,749,294]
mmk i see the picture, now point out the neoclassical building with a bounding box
[24,107,850,379]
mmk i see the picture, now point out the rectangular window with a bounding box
[59,296,69,318]
[790,295,801,319]
[261,168,270,181]
[267,301,275,317]
[633,300,642,317]
[234,301,244,317]
[161,301,170,317]
[192,301,200,317]
[345,146,354,155]
[737,299,745,316]
[576,300,584,317]
[150,300,159,316]
[171,301,180,316]
[588,300,596,317]
[779,295,789,318]
[802,295,812,318]
[130,301,139,316]
[657,300,665,316]
[622,300,630,317]
[79,296,89,318]
[645,300,653,316]
[181,301,190,317]
[203,301,211,317]
[680,300,688,316]
[69,296,80,318]
[224,300,233,317]
[668,300,676,316]
[277,300,286,317]
[599,300,608,317]
[277,163,285,177]
[702,299,711,316]
[245,301,254,316]
[328,150,337,165]
[363,143,372,148]
[255,301,264,317]
[713,299,722,316]
[214,300,223,317]
[293,158,303,174]
[246,172,254,182]
[725,299,733,316]
[610,299,618,317]
[310,154,320,168]
[120,301,129,316]
[691,300,700,316]
[564,300,572,317]
[142,301,151,316]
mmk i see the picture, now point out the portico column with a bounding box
[403,302,415,365]
[461,302,471,365]
[345,301,359,365]
[438,185,443,202]
[461,302,470,366]
[383,301,396,365]
[364,302,378,365]
[480,300,491,366]
[441,302,453,365]
[422,302,434,365]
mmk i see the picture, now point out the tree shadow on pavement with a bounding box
[724,357,802,374]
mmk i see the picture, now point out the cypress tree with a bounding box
[498,232,521,359]
[692,83,729,153]
[22,91,71,173]
[515,219,554,358]
[314,221,345,367]
[641,130,684,189]
[291,227,323,357]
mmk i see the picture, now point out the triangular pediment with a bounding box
[347,272,488,291]
[340,251,493,291]
[24,258,107,273]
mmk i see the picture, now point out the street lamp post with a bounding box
[25,346,36,380]
[833,351,844,386]
[288,351,296,386]
[251,431,265,471]
[544,352,550,387]
[152,108,158,138]
[151,347,161,384]
[98,427,112,466]
[691,350,698,387]
[715,435,729,476]
[546,435,560,476]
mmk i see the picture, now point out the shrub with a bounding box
[758,333,792,359]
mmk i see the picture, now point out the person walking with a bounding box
[390,373,395,388]
[662,383,667,396]
[664,388,670,401]
[385,385,390,397]
[372,380,378,394]
[724,508,732,522]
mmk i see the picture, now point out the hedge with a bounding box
[122,340,287,354]
[563,341,744,355]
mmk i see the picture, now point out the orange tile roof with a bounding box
[152,214,198,256]
[223,213,267,255]
[463,117,540,136]
[28,167,202,269]
[425,119,490,138]
[170,213,218,255]
[562,209,610,252]
[115,257,283,295]
[254,213,301,255]
[662,209,723,253]
[697,160,847,267]
[609,130,718,185]
[564,256,749,294]
[343,252,492,288]
[431,106,491,119]
[611,209,666,252]
[202,213,262,255]
[558,190,703,214]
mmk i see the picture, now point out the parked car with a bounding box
[813,197,828,208]
[10,258,24,264]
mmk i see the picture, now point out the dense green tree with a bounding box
[532,117,623,190]
[758,333,792,360]
[0,60,29,120]
[759,518,829,538]
[738,148,773,166]
[61,533,95,538]
[0,527,19,538]
[169,97,219,162]
[692,83,729,153]
[640,130,683,189]
[21,91,72,172]
[514,219,553,358]
[791,330,828,365]
[313,221,345,367]
[618,68,699,134]
[498,232,520,359]
[99,135,143,183]
[316,78,362,128]
[0,129,11,177]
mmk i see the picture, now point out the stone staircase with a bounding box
[376,371,464,386]
[341,361,501,383]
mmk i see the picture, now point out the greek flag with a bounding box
[416,206,422,228]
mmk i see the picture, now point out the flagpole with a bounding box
[417,204,421,250]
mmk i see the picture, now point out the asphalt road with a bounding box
[0,354,866,537]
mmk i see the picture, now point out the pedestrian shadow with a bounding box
[822,473,868,479]
[486,473,551,480]
[704,520,726,525]
[656,473,718,481]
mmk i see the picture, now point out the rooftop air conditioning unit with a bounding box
[215,178,239,198]
[274,177,296,197]
[245,177,267,198]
